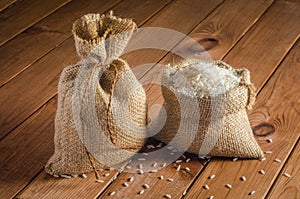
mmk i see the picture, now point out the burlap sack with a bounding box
[45,13,147,176]
[154,59,264,158]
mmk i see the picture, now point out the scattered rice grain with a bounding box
[162,163,167,167]
[150,169,158,173]
[81,174,87,179]
[60,174,71,179]
[185,167,191,172]
[259,170,265,175]
[240,176,246,181]
[138,169,144,174]
[123,182,129,187]
[265,151,272,154]
[152,162,158,167]
[104,173,110,177]
[232,157,238,162]
[176,160,183,163]
[167,178,174,182]
[128,177,134,182]
[138,164,143,169]
[208,196,214,199]
[176,165,181,171]
[225,184,232,189]
[249,190,256,195]
[182,190,187,196]
[147,144,155,149]
[167,146,173,150]
[203,184,209,190]
[170,153,174,155]
[186,158,191,163]
[274,158,282,163]
[260,157,266,161]
[159,175,164,180]
[138,158,146,161]
[96,179,104,183]
[143,184,150,189]
[125,165,131,169]
[283,173,291,178]
[143,152,148,156]
[53,174,59,178]
[267,138,273,143]
[109,191,115,196]
[208,175,215,179]
[138,189,145,195]
[164,194,172,198]
[182,154,186,159]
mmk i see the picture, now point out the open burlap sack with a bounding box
[154,59,264,159]
[45,13,147,176]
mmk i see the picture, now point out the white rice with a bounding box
[171,61,241,97]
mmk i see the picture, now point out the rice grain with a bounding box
[259,170,265,175]
[143,184,150,189]
[167,178,174,182]
[240,176,246,181]
[249,190,256,195]
[208,175,215,179]
[274,158,282,163]
[225,184,232,189]
[109,191,115,196]
[203,184,209,190]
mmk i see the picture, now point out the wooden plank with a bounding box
[0,0,173,87]
[0,0,18,12]
[99,155,206,199]
[0,0,172,140]
[0,0,72,46]
[0,0,121,87]
[14,0,223,198]
[139,0,275,96]
[267,140,300,199]
[0,98,57,198]
[184,38,300,198]
[0,1,175,198]
[223,0,300,90]
[0,0,221,139]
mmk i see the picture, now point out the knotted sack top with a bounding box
[71,12,140,170]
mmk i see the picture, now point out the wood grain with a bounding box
[0,1,175,198]
[184,39,300,199]
[267,140,300,199]
[0,0,173,87]
[100,156,205,199]
[139,0,275,101]
[0,0,172,140]
[0,0,121,87]
[0,98,57,198]
[13,0,223,198]
[0,0,71,46]
[223,0,300,90]
[0,0,17,12]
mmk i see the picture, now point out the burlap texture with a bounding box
[155,59,263,158]
[45,13,147,175]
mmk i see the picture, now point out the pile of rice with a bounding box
[171,61,241,97]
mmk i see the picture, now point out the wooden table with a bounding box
[0,0,299,198]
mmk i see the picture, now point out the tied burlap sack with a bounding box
[45,12,147,176]
[154,59,264,159]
